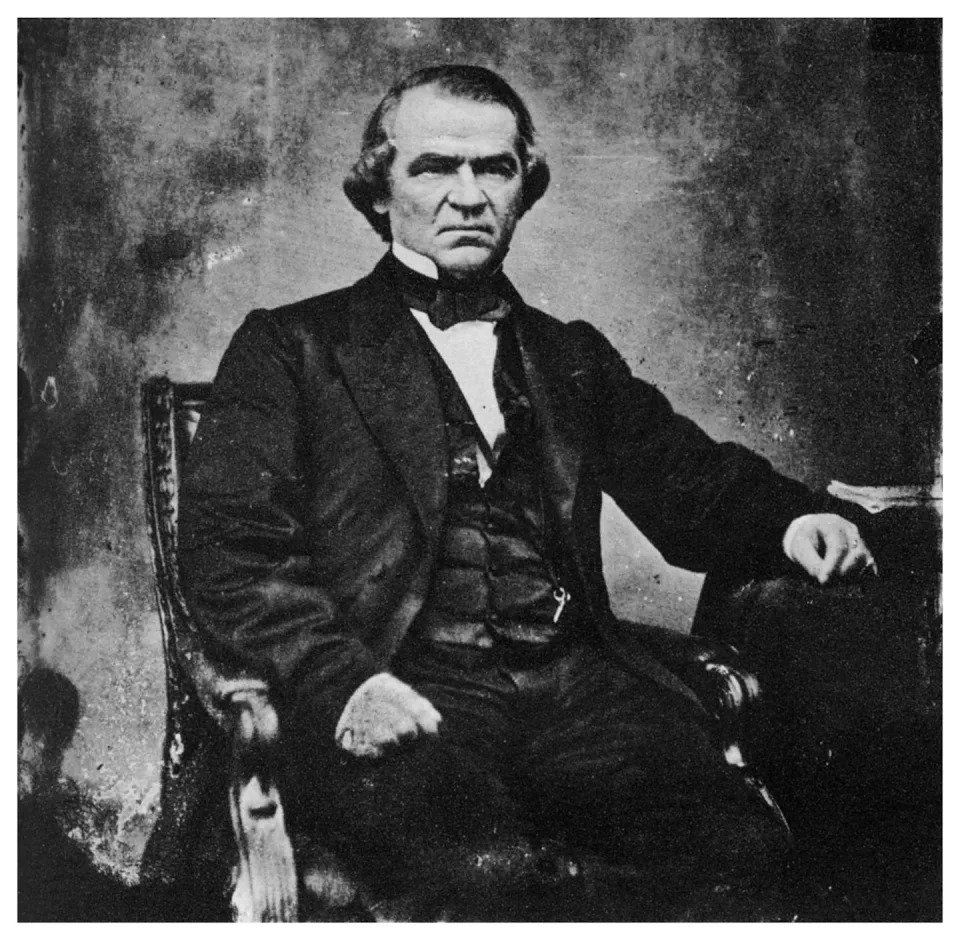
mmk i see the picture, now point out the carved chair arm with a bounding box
[679,652,790,836]
[625,621,790,836]
[223,688,298,922]
[622,620,743,673]
[618,622,759,755]
[155,562,300,921]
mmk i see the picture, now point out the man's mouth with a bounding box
[439,224,494,235]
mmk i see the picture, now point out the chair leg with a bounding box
[229,775,298,922]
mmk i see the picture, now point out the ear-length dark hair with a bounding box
[343,65,550,242]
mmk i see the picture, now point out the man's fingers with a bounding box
[337,726,385,758]
[790,525,852,583]
[335,674,442,757]
[838,548,861,577]
[390,708,420,740]
[849,530,879,577]
[338,704,413,755]
[391,682,442,735]
[415,700,442,734]
[788,516,877,584]
[817,529,847,583]
[790,536,826,581]
[838,538,872,577]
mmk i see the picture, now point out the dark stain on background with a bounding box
[681,19,940,484]
[190,113,269,194]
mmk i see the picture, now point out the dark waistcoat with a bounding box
[411,323,574,649]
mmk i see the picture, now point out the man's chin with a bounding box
[436,244,500,280]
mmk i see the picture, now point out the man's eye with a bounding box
[478,162,518,181]
[410,161,454,178]
[481,170,508,180]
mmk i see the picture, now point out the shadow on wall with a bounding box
[17,666,191,922]
[19,362,164,919]
[18,666,115,921]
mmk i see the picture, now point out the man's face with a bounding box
[375,84,525,280]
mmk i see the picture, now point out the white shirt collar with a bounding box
[391,242,438,280]
[391,241,509,285]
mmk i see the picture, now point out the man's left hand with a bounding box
[784,513,877,584]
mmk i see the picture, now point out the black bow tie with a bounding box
[391,256,512,330]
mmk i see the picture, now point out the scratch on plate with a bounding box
[206,245,244,271]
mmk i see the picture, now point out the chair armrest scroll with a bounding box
[221,684,280,765]
[619,619,744,674]
[677,654,791,837]
[622,622,789,833]
[667,644,791,838]
[617,622,764,768]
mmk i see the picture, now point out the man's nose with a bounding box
[448,166,486,211]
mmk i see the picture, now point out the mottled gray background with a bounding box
[18,19,940,882]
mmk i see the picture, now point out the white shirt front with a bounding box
[393,243,506,484]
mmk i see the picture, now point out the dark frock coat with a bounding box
[178,253,823,763]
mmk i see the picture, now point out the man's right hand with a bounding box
[334,672,442,758]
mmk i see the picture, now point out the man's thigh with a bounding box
[512,645,787,878]
[285,642,525,894]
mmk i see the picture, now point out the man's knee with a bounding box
[284,735,520,870]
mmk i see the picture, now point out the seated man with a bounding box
[179,64,875,921]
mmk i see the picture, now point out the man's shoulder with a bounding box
[514,301,611,354]
[260,279,360,323]
[245,263,386,339]
[272,287,354,316]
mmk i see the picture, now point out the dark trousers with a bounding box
[287,638,789,920]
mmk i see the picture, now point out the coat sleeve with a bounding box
[576,321,828,575]
[178,310,378,739]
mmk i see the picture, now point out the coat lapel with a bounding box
[333,256,448,545]
[332,257,590,558]
[511,303,588,550]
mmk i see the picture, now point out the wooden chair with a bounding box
[139,375,788,922]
